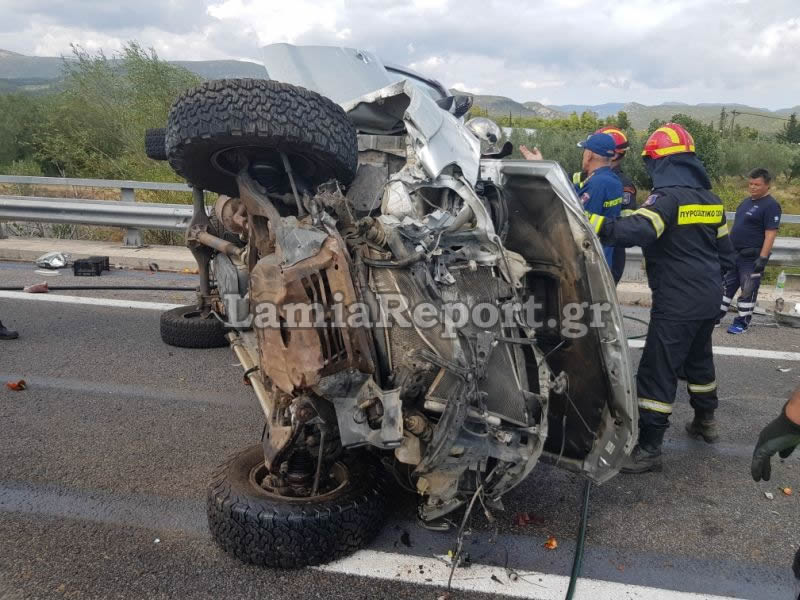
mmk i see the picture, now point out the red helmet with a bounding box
[595,126,629,153]
[642,123,696,159]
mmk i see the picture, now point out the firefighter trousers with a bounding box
[636,316,719,449]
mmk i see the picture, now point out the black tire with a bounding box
[165,79,358,197]
[160,305,228,349]
[145,127,167,161]
[207,444,387,568]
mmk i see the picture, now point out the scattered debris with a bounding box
[35,251,70,269]
[782,487,793,496]
[154,538,160,544]
[400,530,412,547]
[23,282,49,294]
[765,492,775,500]
[436,594,451,600]
[544,536,558,550]
[5,380,26,391]
[149,262,160,272]
[73,256,110,277]
[513,512,546,527]
[34,269,60,276]
[490,574,504,585]
[182,267,199,274]
[777,367,792,373]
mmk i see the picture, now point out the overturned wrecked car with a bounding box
[145,43,636,568]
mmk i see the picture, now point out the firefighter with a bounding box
[521,133,623,267]
[595,126,638,283]
[597,123,736,473]
[751,385,800,593]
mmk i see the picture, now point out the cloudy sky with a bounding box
[0,0,798,109]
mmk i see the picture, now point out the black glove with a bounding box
[751,408,800,482]
[753,255,769,274]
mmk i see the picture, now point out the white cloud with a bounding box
[2,0,800,108]
[521,79,565,90]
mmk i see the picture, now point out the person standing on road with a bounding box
[521,133,623,268]
[719,168,781,334]
[597,123,736,473]
[751,385,800,596]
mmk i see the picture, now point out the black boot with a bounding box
[621,426,665,474]
[0,321,18,340]
[685,411,719,443]
[620,444,663,474]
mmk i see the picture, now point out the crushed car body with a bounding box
[149,42,636,568]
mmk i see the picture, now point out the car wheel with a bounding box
[159,305,227,349]
[206,444,387,568]
[165,78,358,197]
[144,127,167,161]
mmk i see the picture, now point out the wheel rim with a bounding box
[249,460,350,503]
[210,146,325,183]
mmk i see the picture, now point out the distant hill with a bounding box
[0,49,267,93]
[623,102,789,133]
[547,103,626,118]
[2,48,796,133]
[451,89,566,119]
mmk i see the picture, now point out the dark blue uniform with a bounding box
[599,154,736,450]
[720,194,782,328]
[575,166,623,267]
[611,168,638,283]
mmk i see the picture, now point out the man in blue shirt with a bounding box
[719,168,782,334]
[521,133,623,268]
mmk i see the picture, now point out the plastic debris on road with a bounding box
[5,380,26,391]
[782,487,793,496]
[544,536,558,550]
[765,492,775,500]
[35,251,70,269]
[23,282,49,294]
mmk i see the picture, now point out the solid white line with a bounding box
[628,338,800,361]
[0,290,181,311]
[4,289,798,363]
[318,549,742,600]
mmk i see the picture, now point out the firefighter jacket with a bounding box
[599,155,736,320]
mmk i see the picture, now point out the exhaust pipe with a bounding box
[226,332,274,421]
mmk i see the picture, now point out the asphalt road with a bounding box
[1,261,800,599]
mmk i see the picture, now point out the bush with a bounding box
[22,42,200,180]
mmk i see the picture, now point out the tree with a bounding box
[718,106,728,134]
[777,113,800,144]
[616,111,631,130]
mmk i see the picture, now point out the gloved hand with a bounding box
[751,408,800,482]
[753,255,769,273]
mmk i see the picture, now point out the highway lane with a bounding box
[1,293,799,599]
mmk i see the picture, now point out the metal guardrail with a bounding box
[1,175,799,262]
[0,175,193,246]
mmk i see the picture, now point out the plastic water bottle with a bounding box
[776,270,787,298]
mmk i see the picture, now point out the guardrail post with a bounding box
[120,187,143,247]
[0,222,6,239]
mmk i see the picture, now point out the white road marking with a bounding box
[628,338,800,361]
[318,549,743,600]
[0,290,181,312]
[5,289,799,363]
